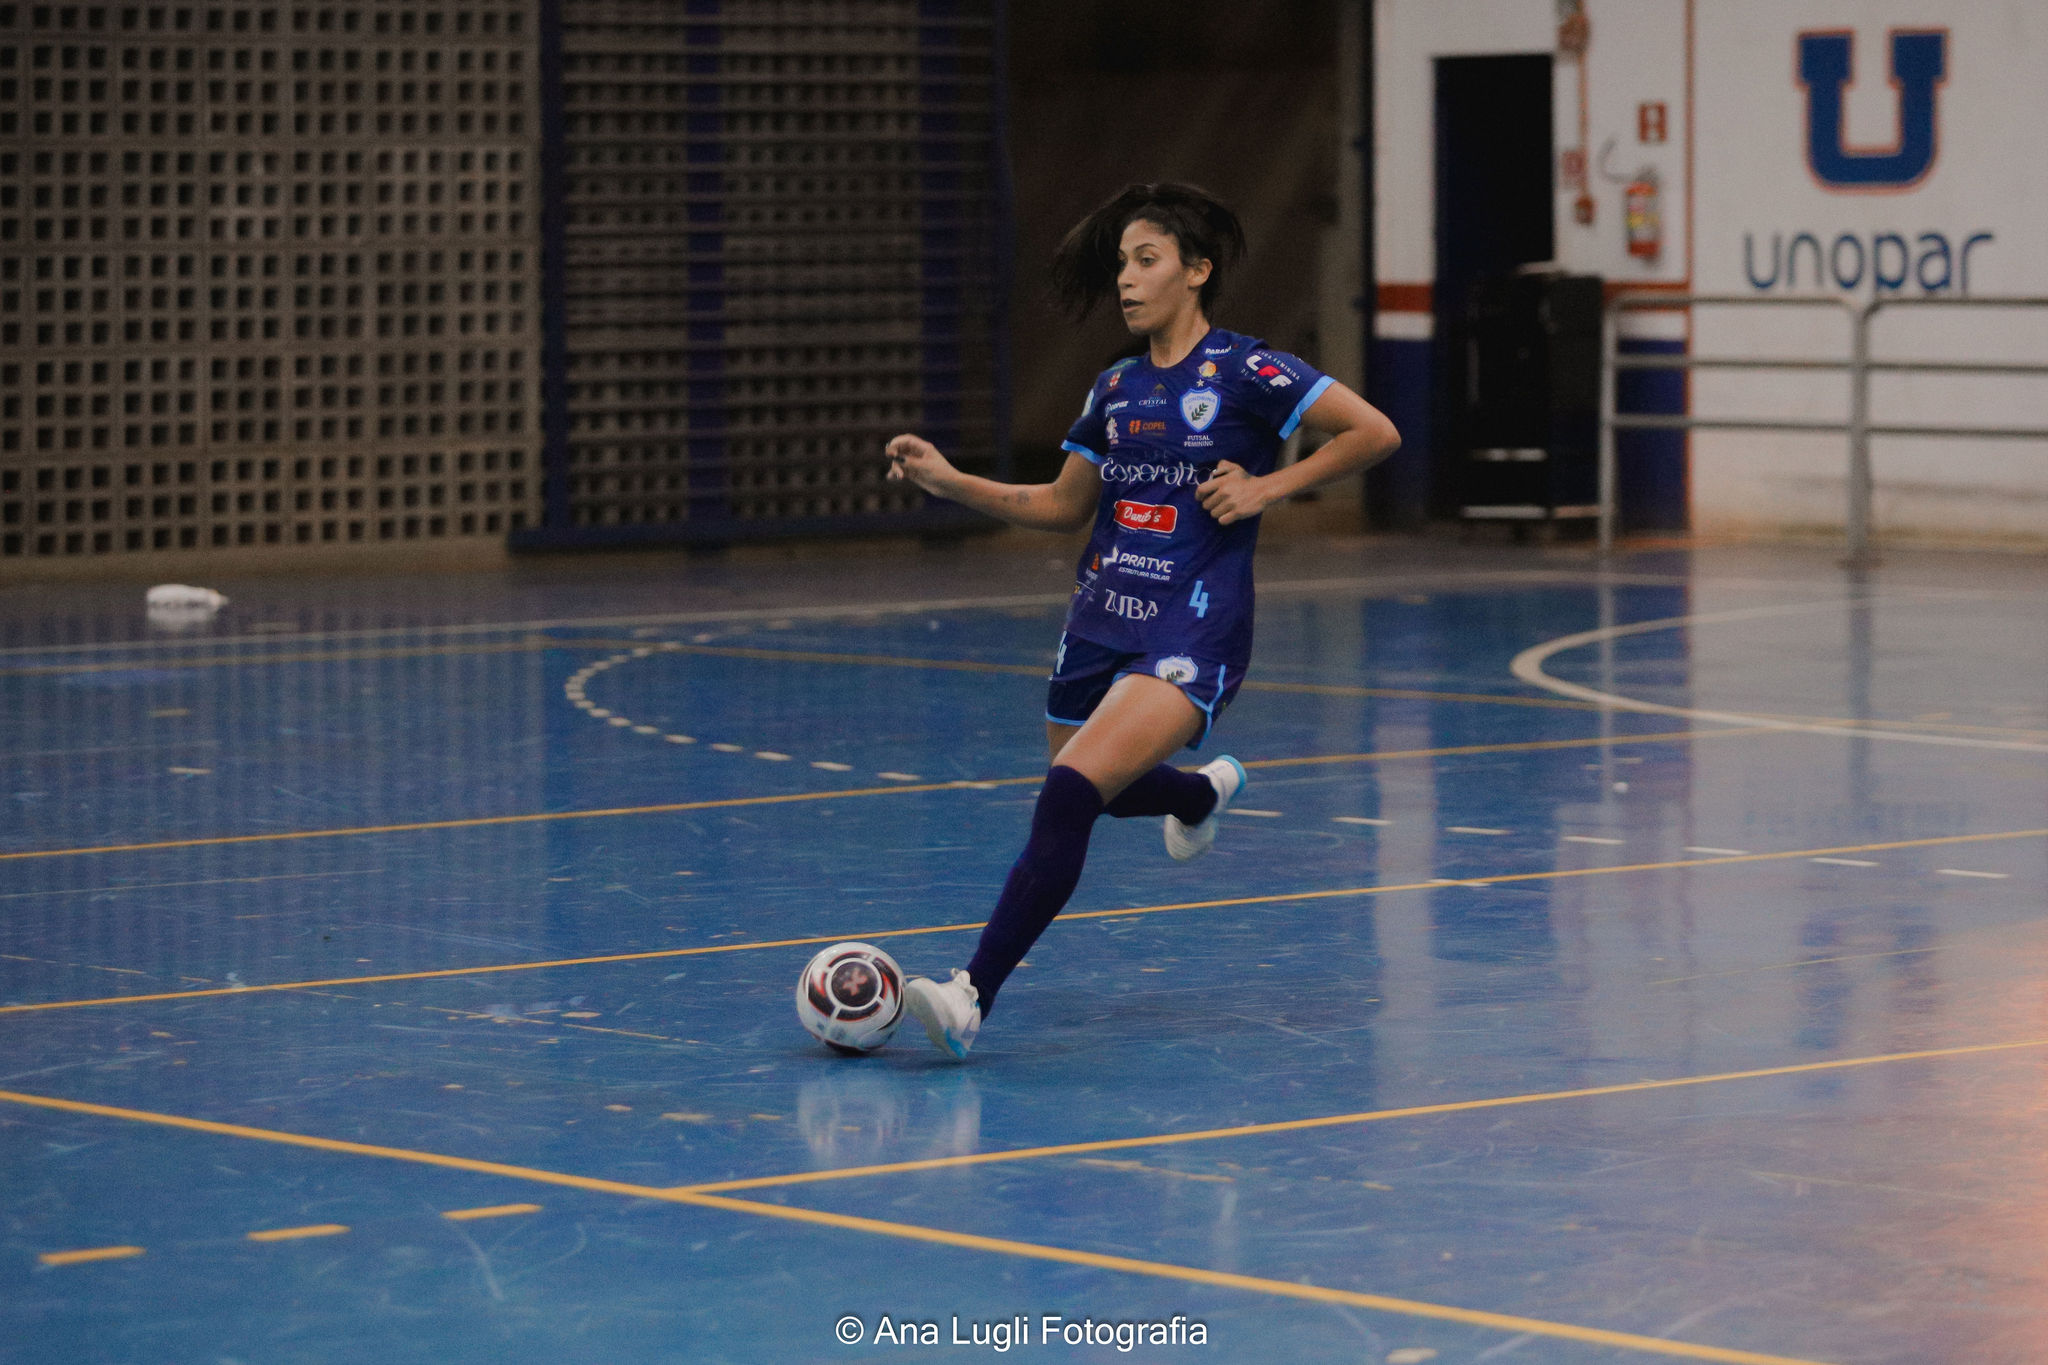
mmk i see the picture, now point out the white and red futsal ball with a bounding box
[795,942,905,1053]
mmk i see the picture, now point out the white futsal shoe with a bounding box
[904,968,981,1060]
[1163,755,1248,862]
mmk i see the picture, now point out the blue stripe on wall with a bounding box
[1616,337,1687,532]
[1367,336,1433,527]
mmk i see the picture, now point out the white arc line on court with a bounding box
[0,569,1688,662]
[1509,601,2048,755]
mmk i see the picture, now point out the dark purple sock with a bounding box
[964,765,1104,1017]
[1103,763,1216,825]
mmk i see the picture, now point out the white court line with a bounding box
[1937,868,2010,879]
[1562,835,1625,846]
[1228,809,1284,818]
[1332,816,1391,826]
[0,568,1849,662]
[1447,826,1511,836]
[1509,600,2048,755]
[1686,845,1749,856]
[1812,857,1880,868]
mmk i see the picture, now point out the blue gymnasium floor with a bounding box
[2,537,2046,1365]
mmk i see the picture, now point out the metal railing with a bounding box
[1599,293,2048,563]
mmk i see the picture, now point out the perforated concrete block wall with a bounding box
[0,0,542,561]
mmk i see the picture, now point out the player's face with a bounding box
[1116,220,1210,335]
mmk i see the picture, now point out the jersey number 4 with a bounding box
[1188,580,1210,618]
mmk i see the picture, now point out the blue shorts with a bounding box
[1044,632,1242,750]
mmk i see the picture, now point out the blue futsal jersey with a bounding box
[1058,327,1332,671]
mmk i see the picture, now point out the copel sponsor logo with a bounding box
[1102,592,1159,622]
[1113,500,1178,535]
[1748,28,1989,296]
[1102,459,1204,486]
[1119,419,1168,437]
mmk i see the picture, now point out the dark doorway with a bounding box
[1431,53,1554,520]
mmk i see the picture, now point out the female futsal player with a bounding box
[883,183,1400,1058]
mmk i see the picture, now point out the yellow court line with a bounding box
[620,643,1616,713]
[0,727,1739,866]
[8,633,1603,716]
[672,1035,2048,1196]
[246,1223,350,1242]
[19,631,2036,746]
[38,1245,145,1267]
[1650,946,1939,986]
[0,776,1037,865]
[678,1191,1831,1365]
[0,1084,1842,1364]
[0,638,558,678]
[1246,725,1773,769]
[34,629,2035,741]
[2,826,2041,1018]
[6,632,1595,711]
[441,1203,542,1222]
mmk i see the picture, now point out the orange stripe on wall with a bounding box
[1376,282,1432,313]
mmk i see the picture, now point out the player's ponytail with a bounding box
[1050,183,1247,323]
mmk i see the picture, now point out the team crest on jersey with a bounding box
[1154,655,1199,685]
[1180,387,1220,432]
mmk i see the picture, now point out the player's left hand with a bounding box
[1196,461,1273,525]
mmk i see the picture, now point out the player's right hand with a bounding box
[884,433,955,495]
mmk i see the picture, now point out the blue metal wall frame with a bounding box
[518,0,1011,551]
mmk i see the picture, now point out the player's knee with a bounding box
[1033,764,1107,835]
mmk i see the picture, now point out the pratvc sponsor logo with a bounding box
[1102,544,1175,581]
[1113,500,1178,535]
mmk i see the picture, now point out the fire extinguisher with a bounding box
[1600,138,1663,263]
[1624,168,1660,261]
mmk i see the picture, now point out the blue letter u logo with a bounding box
[1797,30,1946,189]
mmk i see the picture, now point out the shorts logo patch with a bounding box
[1154,655,1198,685]
[1113,499,1178,535]
[1180,387,1220,432]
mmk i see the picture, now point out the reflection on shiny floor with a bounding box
[2,541,2045,1364]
